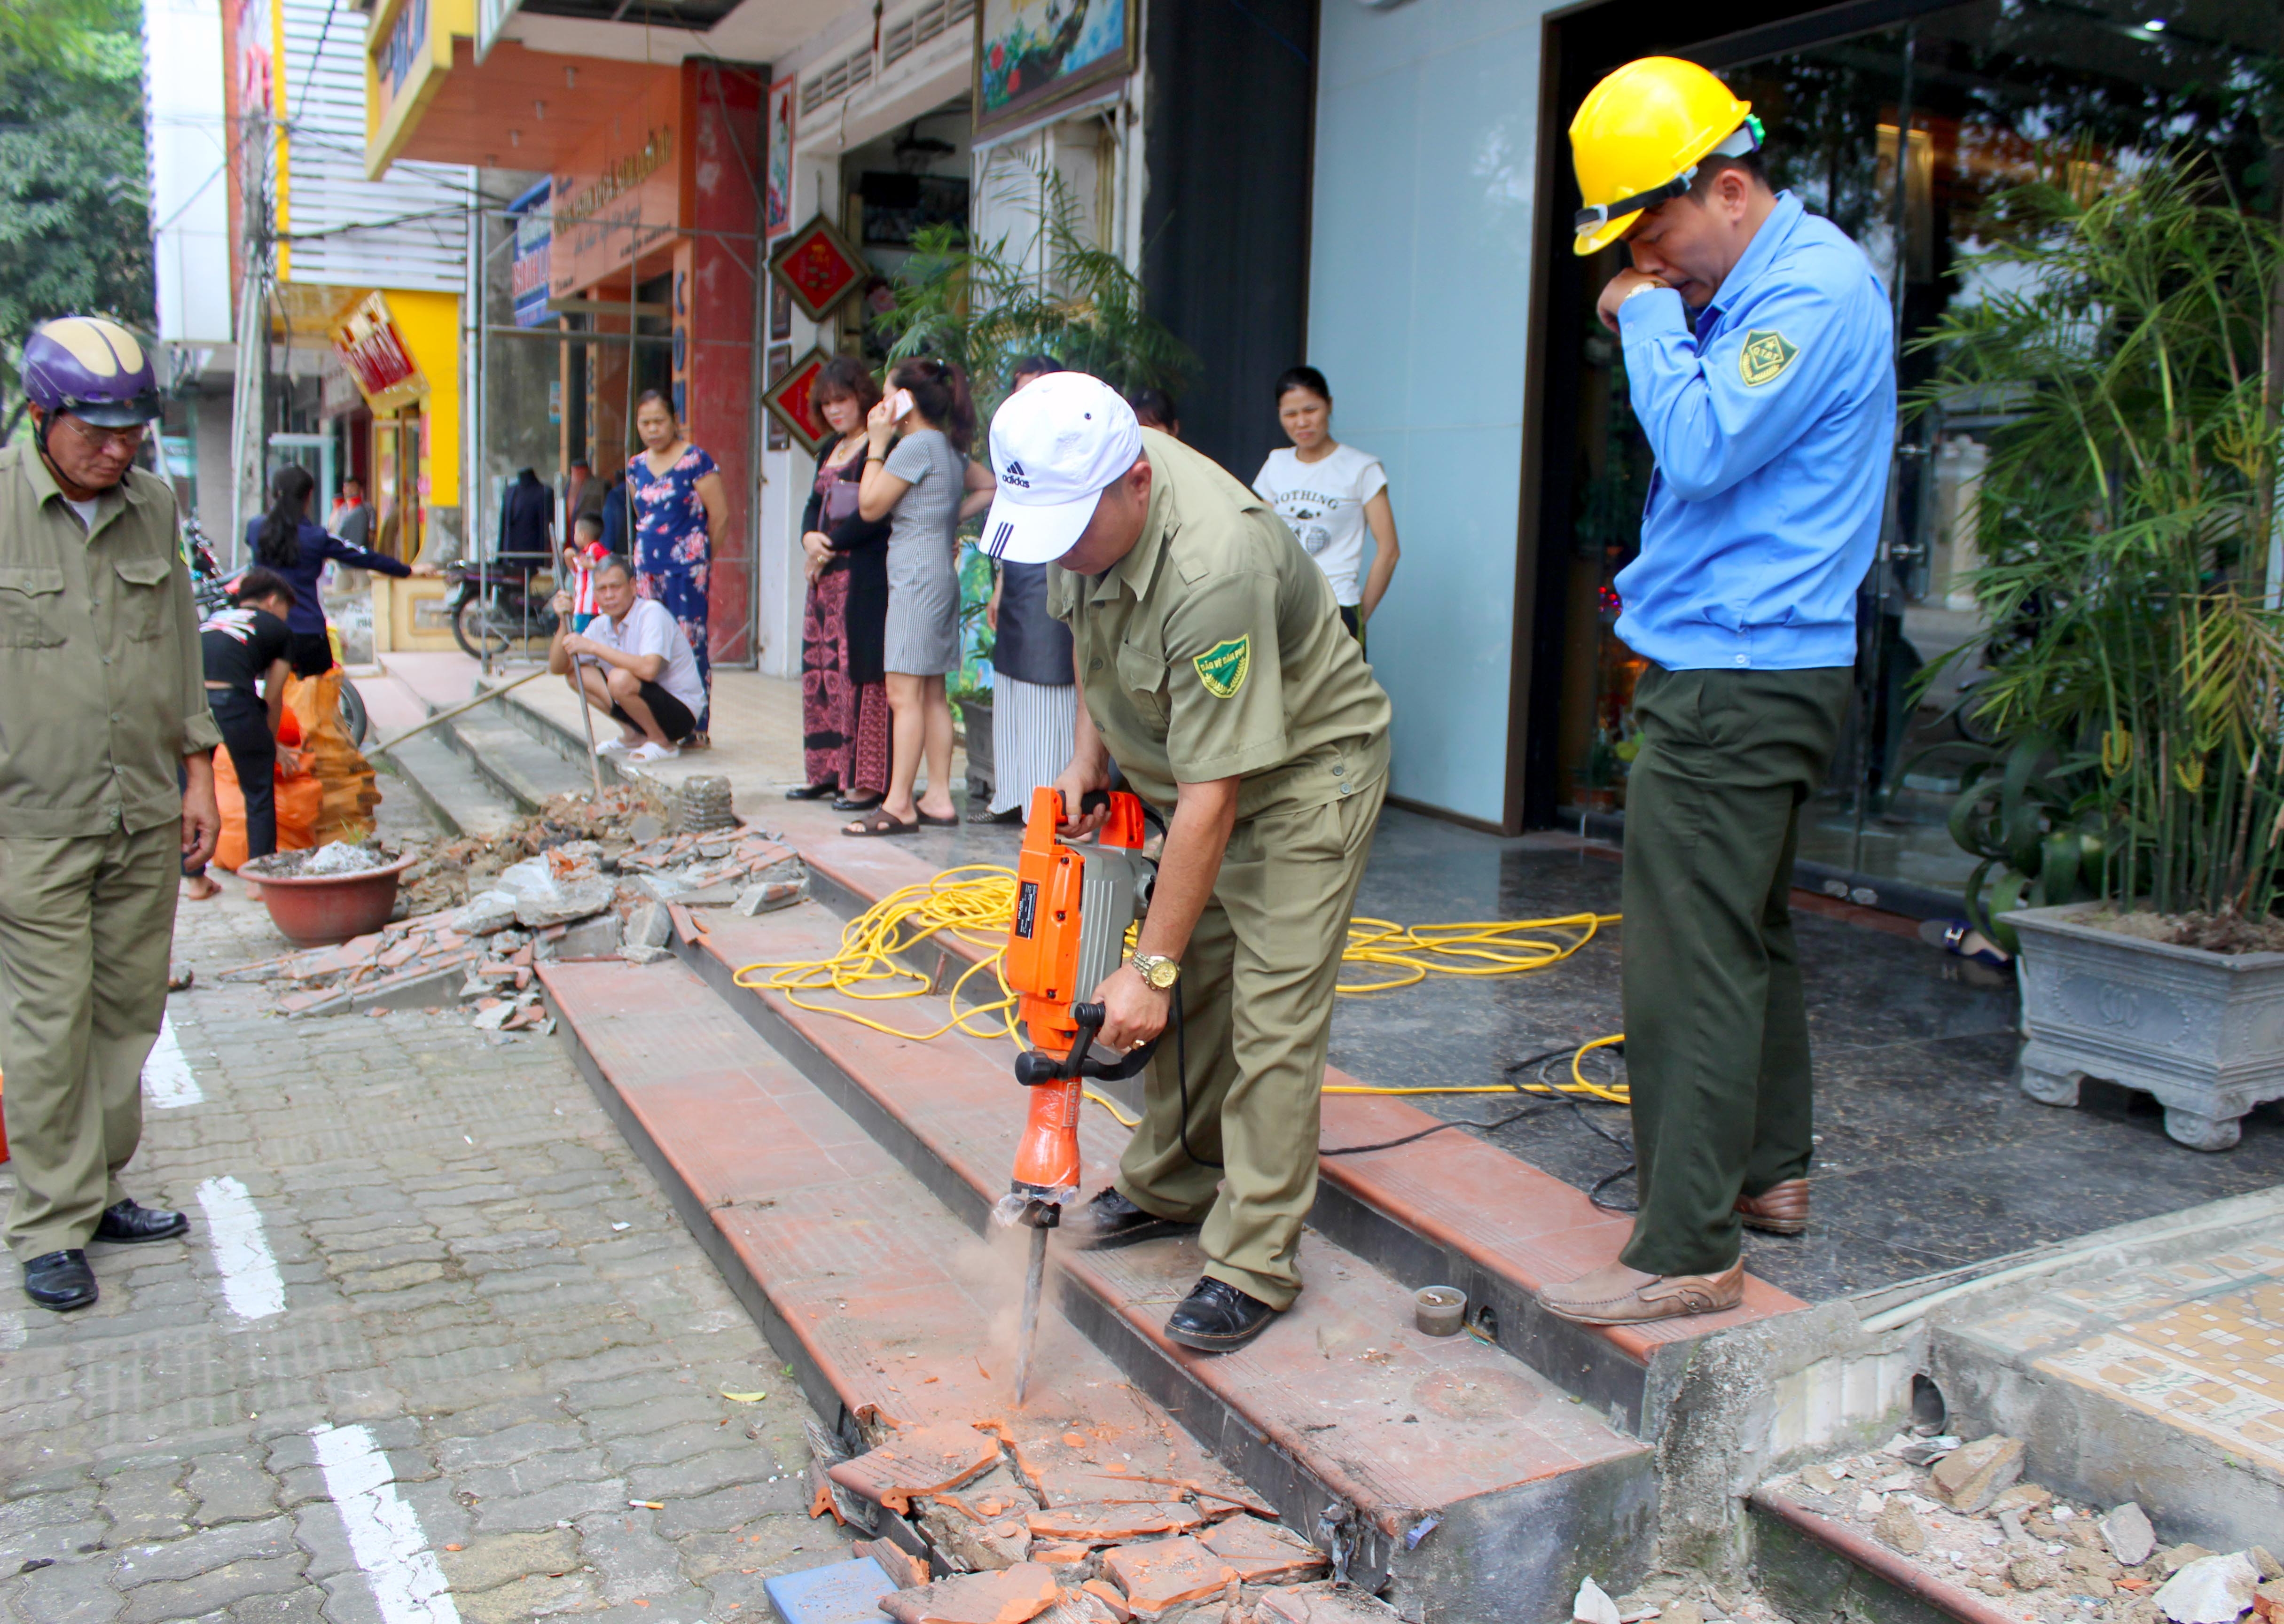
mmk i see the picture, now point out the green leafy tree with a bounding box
[0,0,155,438]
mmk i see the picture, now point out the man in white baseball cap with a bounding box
[985,371,1392,1353]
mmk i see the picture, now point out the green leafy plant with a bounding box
[1912,151,2284,935]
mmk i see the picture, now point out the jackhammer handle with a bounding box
[1013,1002,1159,1086]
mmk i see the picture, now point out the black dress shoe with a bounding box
[1065,1187,1201,1250]
[831,791,885,813]
[23,1249,96,1312]
[94,1199,190,1244]
[785,781,839,800]
[1165,1276,1279,1352]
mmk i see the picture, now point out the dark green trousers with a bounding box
[1618,666,1851,1277]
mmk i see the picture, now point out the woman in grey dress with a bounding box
[847,357,994,834]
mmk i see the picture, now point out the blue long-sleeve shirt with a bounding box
[1613,191,1896,671]
[242,518,411,636]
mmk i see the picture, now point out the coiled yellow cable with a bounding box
[729,866,1627,1105]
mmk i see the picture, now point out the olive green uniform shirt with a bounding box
[0,446,221,839]
[1048,430,1392,819]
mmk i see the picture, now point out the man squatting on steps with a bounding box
[1538,60,1896,1328]
[980,373,1394,1354]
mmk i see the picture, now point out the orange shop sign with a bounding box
[549,72,685,297]
[332,292,424,406]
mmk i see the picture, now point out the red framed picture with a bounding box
[762,346,838,456]
[769,216,866,324]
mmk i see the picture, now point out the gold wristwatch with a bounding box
[1128,953,1180,991]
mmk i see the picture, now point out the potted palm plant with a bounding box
[1918,154,2284,1151]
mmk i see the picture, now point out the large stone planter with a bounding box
[2011,901,2284,1151]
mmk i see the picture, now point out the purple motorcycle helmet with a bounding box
[22,316,162,434]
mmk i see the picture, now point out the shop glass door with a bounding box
[1554,0,2280,895]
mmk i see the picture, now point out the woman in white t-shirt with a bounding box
[1252,366,1401,637]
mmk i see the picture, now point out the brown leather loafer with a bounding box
[1539,1260,1744,1326]
[1737,1178,1809,1235]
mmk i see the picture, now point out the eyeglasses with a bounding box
[59,417,147,454]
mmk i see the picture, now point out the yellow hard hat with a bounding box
[1568,57,1758,257]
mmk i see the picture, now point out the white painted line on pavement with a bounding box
[194,1175,285,1320]
[143,1016,204,1109]
[309,1424,462,1624]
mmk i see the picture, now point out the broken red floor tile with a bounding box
[855,1538,930,1591]
[1102,1538,1238,1616]
[1026,1502,1203,1546]
[1199,1518,1328,1585]
[1252,1583,1399,1624]
[808,1460,845,1524]
[879,1562,1061,1624]
[1081,1580,1132,1622]
[1033,1545,1093,1566]
[829,1424,1004,1515]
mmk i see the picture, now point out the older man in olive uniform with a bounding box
[1,316,219,1312]
[980,372,1392,1352]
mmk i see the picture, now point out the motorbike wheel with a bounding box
[453,594,511,659]
[336,678,370,748]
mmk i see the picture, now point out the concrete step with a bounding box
[431,709,596,815]
[371,731,522,841]
[1922,1188,2284,1555]
[542,916,1658,1624]
[1746,1485,2010,1624]
[690,807,1805,1442]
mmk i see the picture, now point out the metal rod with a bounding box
[366,666,555,757]
[570,664,606,796]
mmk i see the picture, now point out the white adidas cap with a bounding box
[978,372,1145,565]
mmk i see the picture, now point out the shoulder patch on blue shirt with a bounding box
[1739,329,1800,387]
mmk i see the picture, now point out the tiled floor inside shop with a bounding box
[1331,809,2284,1305]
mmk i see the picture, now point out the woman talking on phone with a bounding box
[844,358,994,835]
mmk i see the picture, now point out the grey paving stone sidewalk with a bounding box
[0,878,831,1624]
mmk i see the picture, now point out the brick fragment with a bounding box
[879,1562,1061,1624]
[828,1424,1001,1515]
[1082,1580,1132,1623]
[1200,1516,1329,1585]
[1026,1502,1203,1546]
[1102,1538,1238,1616]
[856,1537,930,1590]
[1929,1435,2023,1513]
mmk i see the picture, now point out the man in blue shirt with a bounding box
[1541,57,1895,1328]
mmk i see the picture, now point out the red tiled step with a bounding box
[542,941,1656,1624]
[693,829,1807,1438]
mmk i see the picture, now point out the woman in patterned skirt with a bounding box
[790,358,891,810]
[627,390,728,739]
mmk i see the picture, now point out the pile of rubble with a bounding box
[804,1418,1392,1624]
[1765,1431,2283,1624]
[242,840,397,878]
[223,823,810,1030]
[395,783,672,916]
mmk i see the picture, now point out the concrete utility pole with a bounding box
[227,75,274,564]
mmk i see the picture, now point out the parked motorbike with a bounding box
[445,557,560,659]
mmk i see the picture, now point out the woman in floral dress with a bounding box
[627,390,729,737]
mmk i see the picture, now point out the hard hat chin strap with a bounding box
[1574,117,1765,236]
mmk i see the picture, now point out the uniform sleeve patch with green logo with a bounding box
[1738,329,1800,387]
[1192,636,1251,698]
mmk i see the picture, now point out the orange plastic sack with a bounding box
[212,743,322,873]
[282,671,379,844]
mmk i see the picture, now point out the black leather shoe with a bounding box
[1065,1187,1201,1250]
[1165,1276,1279,1352]
[785,781,839,800]
[831,791,884,813]
[94,1199,190,1245]
[23,1250,97,1312]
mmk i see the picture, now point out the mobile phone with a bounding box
[889,388,915,421]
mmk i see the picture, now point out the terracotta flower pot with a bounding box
[249,855,418,948]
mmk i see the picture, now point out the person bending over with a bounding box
[183,568,301,899]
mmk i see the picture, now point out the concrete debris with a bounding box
[555,912,624,959]
[1573,1577,1622,1624]
[1873,1499,1928,1554]
[2166,1550,2221,1576]
[498,855,617,929]
[618,944,673,965]
[2254,1552,2284,1584]
[629,901,673,949]
[1252,1583,1401,1624]
[856,1538,931,1592]
[1080,1579,1132,1622]
[1930,1435,2025,1514]
[923,1498,1032,1573]
[1198,1519,1329,1586]
[1798,1464,1843,1496]
[1884,1433,1961,1466]
[2153,1553,2259,1624]
[1026,1503,1205,1548]
[398,783,670,915]
[242,839,392,878]
[2104,1504,2158,1568]
[1990,1483,2055,1516]
[737,876,809,915]
[456,890,519,934]
[2253,1580,2284,1624]
[879,1562,1061,1624]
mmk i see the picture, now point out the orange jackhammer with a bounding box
[997,786,1158,1403]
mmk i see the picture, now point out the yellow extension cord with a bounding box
[730,867,1628,1119]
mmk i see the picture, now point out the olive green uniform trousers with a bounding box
[1116,775,1386,1309]
[1618,666,1852,1279]
[0,822,180,1261]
